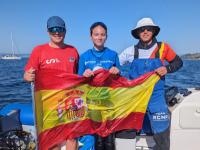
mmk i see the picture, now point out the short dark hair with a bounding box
[90,22,107,35]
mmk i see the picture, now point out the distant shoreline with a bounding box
[181,53,200,60]
[1,53,200,60]
[182,59,200,61]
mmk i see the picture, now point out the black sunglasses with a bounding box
[48,27,66,33]
[138,26,154,33]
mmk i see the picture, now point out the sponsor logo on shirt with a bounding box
[69,57,75,62]
[85,60,114,65]
[152,112,169,121]
[46,58,60,64]
[85,61,96,65]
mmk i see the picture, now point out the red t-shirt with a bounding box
[25,43,79,73]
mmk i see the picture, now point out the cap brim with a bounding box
[131,26,160,39]
[47,25,65,29]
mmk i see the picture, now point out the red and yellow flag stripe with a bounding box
[34,69,159,149]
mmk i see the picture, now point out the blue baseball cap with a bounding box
[47,16,66,29]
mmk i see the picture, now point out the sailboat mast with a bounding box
[11,32,14,56]
[1,32,21,60]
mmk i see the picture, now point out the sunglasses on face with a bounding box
[48,27,66,33]
[138,26,154,33]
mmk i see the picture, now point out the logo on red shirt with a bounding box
[69,57,75,62]
[46,58,60,64]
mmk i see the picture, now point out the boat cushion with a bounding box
[0,109,22,134]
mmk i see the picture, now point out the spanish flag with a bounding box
[34,69,159,149]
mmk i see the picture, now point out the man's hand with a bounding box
[83,69,94,77]
[109,67,120,75]
[155,66,167,77]
[24,67,35,82]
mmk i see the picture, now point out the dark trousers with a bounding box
[153,128,170,150]
[95,133,115,150]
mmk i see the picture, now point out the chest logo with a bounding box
[46,58,60,64]
[69,57,75,62]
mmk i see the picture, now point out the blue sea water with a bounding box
[0,58,200,109]
[0,58,31,109]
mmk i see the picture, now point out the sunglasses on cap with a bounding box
[48,27,66,33]
[138,26,154,33]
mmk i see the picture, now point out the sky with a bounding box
[0,0,200,55]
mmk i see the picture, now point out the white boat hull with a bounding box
[170,89,200,150]
[1,55,21,60]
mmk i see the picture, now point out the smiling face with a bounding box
[138,26,154,43]
[48,27,66,46]
[48,31,65,45]
[90,25,107,50]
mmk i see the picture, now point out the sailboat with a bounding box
[1,32,21,60]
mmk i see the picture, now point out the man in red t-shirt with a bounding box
[24,16,79,150]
